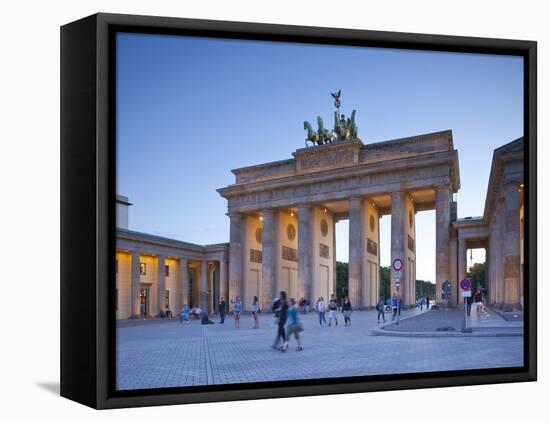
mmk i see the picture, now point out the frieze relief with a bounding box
[319,243,330,258]
[297,148,357,172]
[250,249,263,264]
[282,246,298,262]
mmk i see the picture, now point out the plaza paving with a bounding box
[116,308,524,390]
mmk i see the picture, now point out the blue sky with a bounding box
[116,32,523,284]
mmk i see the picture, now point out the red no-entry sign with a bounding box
[460,278,471,291]
[392,258,403,271]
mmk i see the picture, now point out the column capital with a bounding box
[296,203,312,210]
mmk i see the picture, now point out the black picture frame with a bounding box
[60,12,537,409]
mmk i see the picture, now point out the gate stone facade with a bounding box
[218,130,461,310]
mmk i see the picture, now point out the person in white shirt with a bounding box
[316,296,326,327]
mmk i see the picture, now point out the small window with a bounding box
[165,290,170,309]
[165,264,170,277]
[140,262,147,275]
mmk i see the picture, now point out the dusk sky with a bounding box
[116,32,523,284]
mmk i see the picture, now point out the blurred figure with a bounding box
[272,291,288,350]
[342,296,352,326]
[251,295,260,328]
[376,296,386,323]
[282,298,303,352]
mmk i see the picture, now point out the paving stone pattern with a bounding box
[116,309,523,390]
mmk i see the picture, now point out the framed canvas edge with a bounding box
[61,12,537,410]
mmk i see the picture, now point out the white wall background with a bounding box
[1,0,547,420]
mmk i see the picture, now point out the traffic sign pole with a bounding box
[460,278,472,333]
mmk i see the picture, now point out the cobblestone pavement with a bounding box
[116,309,524,390]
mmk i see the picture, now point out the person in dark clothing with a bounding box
[342,296,353,326]
[272,291,288,350]
[218,297,226,324]
[426,296,430,311]
[466,294,473,317]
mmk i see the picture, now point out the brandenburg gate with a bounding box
[218,129,460,311]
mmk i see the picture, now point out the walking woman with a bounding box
[272,291,288,350]
[251,295,260,328]
[342,296,353,326]
[328,294,338,326]
[281,298,303,352]
[316,296,326,327]
[474,289,483,315]
[232,296,242,328]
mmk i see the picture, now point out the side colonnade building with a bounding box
[114,131,525,319]
[115,196,229,320]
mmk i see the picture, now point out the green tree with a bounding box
[468,262,486,290]
[336,261,348,299]
[380,266,391,300]
[416,279,435,299]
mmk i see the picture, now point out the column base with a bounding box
[495,302,523,312]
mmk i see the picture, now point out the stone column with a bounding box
[157,255,166,316]
[261,209,278,310]
[333,219,337,296]
[458,237,467,283]
[390,192,406,298]
[495,200,505,306]
[503,182,521,309]
[179,258,189,308]
[228,213,243,301]
[219,258,228,308]
[297,204,312,300]
[130,251,141,317]
[435,186,452,305]
[348,197,363,305]
[200,260,209,312]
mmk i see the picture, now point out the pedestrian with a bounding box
[474,289,483,315]
[232,296,242,328]
[426,296,430,311]
[328,294,338,326]
[299,297,306,314]
[304,298,310,314]
[316,296,326,326]
[179,304,190,324]
[218,297,226,324]
[391,292,401,321]
[466,293,473,317]
[376,295,386,323]
[271,296,281,328]
[272,291,288,350]
[251,295,260,328]
[342,296,352,326]
[281,298,303,352]
[419,298,423,310]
